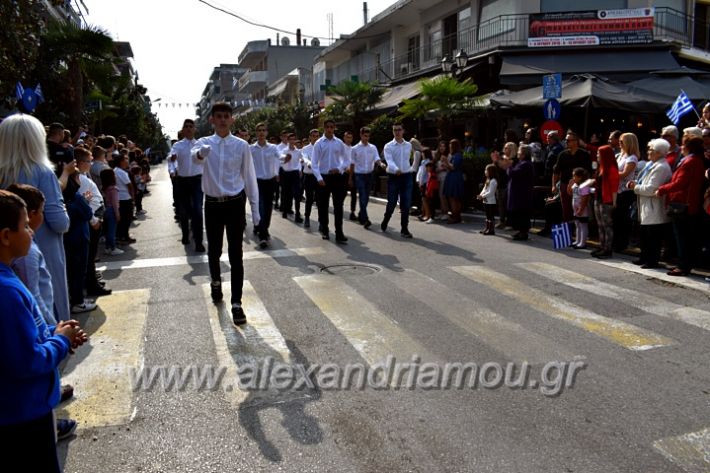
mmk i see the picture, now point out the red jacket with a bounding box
[657,154,706,215]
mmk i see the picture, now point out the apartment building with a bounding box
[196,64,247,133]
[314,0,710,103]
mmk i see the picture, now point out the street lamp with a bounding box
[441,49,469,76]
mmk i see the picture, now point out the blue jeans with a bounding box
[355,173,373,223]
[384,172,413,230]
[104,207,117,250]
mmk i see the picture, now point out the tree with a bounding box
[323,80,385,132]
[398,76,479,140]
[0,0,44,110]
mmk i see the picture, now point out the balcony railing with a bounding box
[349,7,707,85]
[237,70,268,93]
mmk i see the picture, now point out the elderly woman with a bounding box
[627,139,672,268]
[0,114,71,321]
[657,136,707,276]
[507,144,535,241]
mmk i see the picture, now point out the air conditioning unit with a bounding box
[400,63,412,74]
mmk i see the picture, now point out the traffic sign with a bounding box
[543,99,561,120]
[543,73,562,99]
[540,120,564,144]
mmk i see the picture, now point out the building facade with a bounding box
[195,64,247,133]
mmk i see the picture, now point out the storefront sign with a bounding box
[528,8,654,48]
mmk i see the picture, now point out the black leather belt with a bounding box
[205,192,244,203]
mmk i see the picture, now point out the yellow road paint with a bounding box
[519,262,710,332]
[390,269,579,363]
[56,289,150,428]
[654,427,710,472]
[451,266,674,351]
[293,274,434,367]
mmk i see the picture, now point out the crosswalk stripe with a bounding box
[389,269,579,363]
[56,289,150,428]
[202,281,309,407]
[293,274,434,367]
[451,266,675,351]
[653,427,710,472]
[519,262,710,332]
[97,247,325,271]
[595,260,710,295]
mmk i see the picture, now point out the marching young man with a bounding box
[191,103,260,326]
[350,127,381,229]
[300,129,320,229]
[311,120,350,243]
[170,119,204,252]
[381,122,416,238]
[250,123,281,249]
[280,133,303,223]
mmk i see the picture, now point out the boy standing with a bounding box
[0,190,87,472]
[191,102,260,326]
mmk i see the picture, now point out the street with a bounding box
[58,163,710,473]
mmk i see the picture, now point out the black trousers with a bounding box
[280,170,301,216]
[316,174,347,235]
[613,191,635,251]
[303,174,317,218]
[85,224,101,290]
[0,411,60,473]
[349,176,357,214]
[640,223,669,266]
[176,175,204,244]
[508,208,532,233]
[65,238,89,306]
[204,194,246,305]
[671,212,702,273]
[117,199,133,239]
[257,178,277,240]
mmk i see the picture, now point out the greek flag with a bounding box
[34,84,44,103]
[666,91,694,125]
[15,82,24,100]
[551,223,571,250]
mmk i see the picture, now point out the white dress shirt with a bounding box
[300,144,314,175]
[351,142,382,173]
[171,138,202,177]
[191,133,260,226]
[383,139,414,174]
[311,135,350,182]
[115,167,132,200]
[281,146,302,172]
[168,157,178,176]
[250,142,281,180]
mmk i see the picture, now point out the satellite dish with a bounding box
[311,38,320,47]
[281,36,290,46]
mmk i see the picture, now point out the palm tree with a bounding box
[323,80,385,131]
[398,76,479,139]
[36,19,116,129]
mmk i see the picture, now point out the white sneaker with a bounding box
[105,248,124,256]
[424,218,434,224]
[136,209,147,215]
[71,300,97,314]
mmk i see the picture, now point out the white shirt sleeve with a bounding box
[384,142,399,174]
[241,144,260,226]
[312,141,324,182]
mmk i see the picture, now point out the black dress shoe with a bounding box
[232,306,247,326]
[335,234,348,244]
[594,250,612,259]
[282,213,288,219]
[401,230,413,239]
[304,217,310,228]
[349,213,357,221]
[380,221,388,232]
[321,233,330,240]
[364,220,372,229]
[210,282,223,303]
[295,215,304,224]
[632,258,645,266]
[87,286,112,297]
[641,263,660,269]
[195,243,206,253]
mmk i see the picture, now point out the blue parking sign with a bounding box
[543,74,562,99]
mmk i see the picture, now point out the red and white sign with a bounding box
[540,120,564,144]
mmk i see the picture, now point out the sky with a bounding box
[85,0,394,138]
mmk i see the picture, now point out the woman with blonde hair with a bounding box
[613,132,639,252]
[0,114,71,321]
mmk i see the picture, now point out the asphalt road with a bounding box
[58,163,710,473]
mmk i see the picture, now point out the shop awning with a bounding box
[499,50,680,86]
[373,80,422,112]
[267,80,289,98]
[490,74,671,113]
[628,75,710,102]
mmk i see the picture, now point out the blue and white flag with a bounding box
[15,82,24,101]
[551,222,571,250]
[666,91,695,125]
[34,84,44,103]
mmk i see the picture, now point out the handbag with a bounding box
[666,201,689,217]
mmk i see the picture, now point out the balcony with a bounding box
[350,7,709,85]
[238,40,269,69]
[237,70,268,94]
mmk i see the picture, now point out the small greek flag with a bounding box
[666,91,695,125]
[552,222,571,249]
[34,84,44,103]
[15,82,24,100]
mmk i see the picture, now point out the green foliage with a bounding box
[398,76,479,139]
[323,80,385,131]
[234,102,316,139]
[366,114,395,151]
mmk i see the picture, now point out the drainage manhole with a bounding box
[320,263,382,276]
